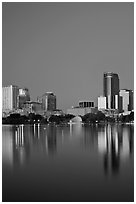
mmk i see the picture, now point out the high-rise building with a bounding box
[38,92,56,111]
[98,96,106,110]
[119,89,133,112]
[18,88,30,109]
[2,85,19,112]
[103,72,119,109]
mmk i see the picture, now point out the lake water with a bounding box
[2,123,134,202]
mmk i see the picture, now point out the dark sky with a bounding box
[2,2,134,111]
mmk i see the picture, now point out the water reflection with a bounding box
[83,124,98,149]
[45,125,57,155]
[13,125,30,166]
[2,126,14,166]
[97,124,133,175]
[2,124,57,167]
[2,124,133,174]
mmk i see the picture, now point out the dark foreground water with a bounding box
[2,123,134,202]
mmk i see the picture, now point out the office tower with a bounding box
[38,92,56,111]
[98,96,106,110]
[79,100,94,108]
[119,89,133,112]
[18,88,30,109]
[2,85,19,112]
[103,72,119,109]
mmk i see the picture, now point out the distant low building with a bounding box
[67,107,98,116]
[23,101,43,115]
[79,100,94,108]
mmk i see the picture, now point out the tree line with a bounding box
[2,111,134,125]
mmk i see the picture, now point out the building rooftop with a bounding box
[120,89,133,92]
[79,100,94,102]
[2,85,18,88]
[104,72,119,77]
[24,101,42,104]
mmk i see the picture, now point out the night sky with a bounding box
[2,2,134,111]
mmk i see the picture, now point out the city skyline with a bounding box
[2,2,134,111]
[3,71,133,114]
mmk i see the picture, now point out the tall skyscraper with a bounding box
[103,72,119,109]
[18,88,30,109]
[38,92,56,111]
[2,85,19,112]
[119,89,133,112]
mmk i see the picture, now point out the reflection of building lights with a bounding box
[2,127,13,166]
[98,130,107,154]
[38,124,40,139]
[69,123,82,138]
[107,125,111,153]
[120,129,129,159]
[15,130,18,146]
[21,125,24,145]
[15,126,24,147]
[45,136,48,155]
[97,124,132,176]
[34,124,36,136]
[115,132,118,155]
[74,123,82,136]
[20,148,25,165]
[61,130,64,144]
[70,124,72,137]
[98,125,120,155]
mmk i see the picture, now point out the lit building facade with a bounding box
[2,85,19,112]
[18,88,30,109]
[119,89,133,112]
[38,92,56,111]
[98,96,106,110]
[103,72,119,109]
